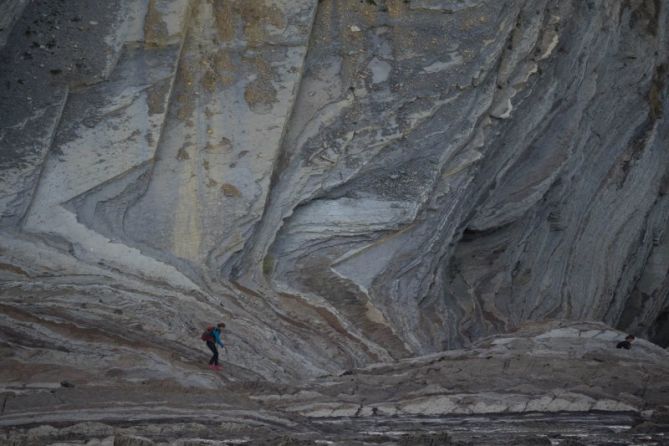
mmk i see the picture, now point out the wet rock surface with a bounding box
[1,0,669,444]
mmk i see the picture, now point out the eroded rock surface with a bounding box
[1,322,669,444]
[0,0,668,410]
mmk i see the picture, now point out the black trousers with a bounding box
[206,341,219,365]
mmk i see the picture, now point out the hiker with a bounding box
[616,334,635,350]
[202,322,226,370]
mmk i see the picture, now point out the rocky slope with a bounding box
[2,321,669,445]
[0,0,668,423]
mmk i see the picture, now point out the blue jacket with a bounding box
[212,327,224,348]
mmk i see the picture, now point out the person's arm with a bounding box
[213,329,225,348]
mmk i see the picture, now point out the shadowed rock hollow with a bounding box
[1,0,669,442]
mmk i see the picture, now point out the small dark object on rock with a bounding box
[616,334,635,350]
[60,380,75,388]
[50,69,62,75]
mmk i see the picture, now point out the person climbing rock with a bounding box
[201,322,226,370]
[616,334,635,350]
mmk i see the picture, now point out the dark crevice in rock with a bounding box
[648,63,667,121]
[649,309,669,347]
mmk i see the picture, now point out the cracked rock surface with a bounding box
[1,0,669,443]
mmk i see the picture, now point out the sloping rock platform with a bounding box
[2,321,668,445]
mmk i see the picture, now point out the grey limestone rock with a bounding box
[1,321,668,445]
[0,0,668,390]
[114,435,155,446]
[0,0,30,50]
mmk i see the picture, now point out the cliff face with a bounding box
[0,0,668,381]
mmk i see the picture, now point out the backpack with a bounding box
[201,326,215,342]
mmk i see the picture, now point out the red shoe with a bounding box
[208,364,216,370]
[214,365,222,371]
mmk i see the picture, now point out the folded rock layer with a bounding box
[2,321,669,445]
[0,0,668,382]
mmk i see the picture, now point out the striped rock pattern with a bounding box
[0,0,668,384]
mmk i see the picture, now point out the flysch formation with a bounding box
[1,0,669,444]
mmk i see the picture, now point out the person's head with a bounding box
[217,322,226,329]
[625,334,635,342]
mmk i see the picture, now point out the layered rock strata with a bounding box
[0,0,668,382]
[2,322,669,445]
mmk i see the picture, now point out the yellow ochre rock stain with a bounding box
[172,154,202,261]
